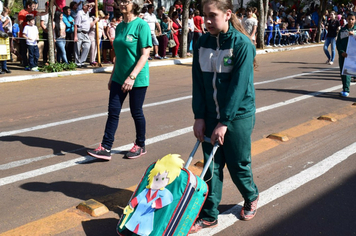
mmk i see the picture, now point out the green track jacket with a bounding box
[336,24,356,54]
[192,23,256,127]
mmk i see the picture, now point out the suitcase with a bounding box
[117,137,219,236]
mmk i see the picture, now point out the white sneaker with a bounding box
[328,61,334,65]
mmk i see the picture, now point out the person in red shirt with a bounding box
[171,11,181,58]
[54,0,66,12]
[193,9,205,47]
[18,0,48,70]
[174,0,183,11]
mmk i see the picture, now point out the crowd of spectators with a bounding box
[237,1,356,48]
[1,0,356,72]
[0,0,209,71]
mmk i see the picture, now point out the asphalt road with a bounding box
[0,46,355,236]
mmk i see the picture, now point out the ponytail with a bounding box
[230,13,258,70]
[229,13,251,42]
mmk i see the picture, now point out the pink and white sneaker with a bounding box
[87,144,111,160]
[125,143,146,159]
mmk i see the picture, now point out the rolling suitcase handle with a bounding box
[184,137,220,179]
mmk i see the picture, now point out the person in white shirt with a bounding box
[143,4,162,59]
[187,11,194,56]
[74,1,96,68]
[73,0,84,11]
[22,15,39,71]
[243,7,258,44]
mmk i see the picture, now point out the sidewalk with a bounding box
[0,44,323,83]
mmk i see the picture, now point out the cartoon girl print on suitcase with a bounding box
[119,154,185,236]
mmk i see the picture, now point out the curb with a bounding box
[1,44,323,84]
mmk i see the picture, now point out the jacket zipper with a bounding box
[212,34,220,119]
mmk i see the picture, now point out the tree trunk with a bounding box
[180,0,191,58]
[48,0,55,64]
[4,0,15,9]
[256,0,268,49]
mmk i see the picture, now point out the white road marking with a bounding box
[0,83,349,171]
[254,67,337,85]
[0,127,193,186]
[0,96,192,138]
[0,70,351,181]
[0,68,339,138]
[256,84,342,113]
[196,142,356,236]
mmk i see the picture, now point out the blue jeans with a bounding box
[27,45,39,69]
[193,32,202,48]
[321,29,327,40]
[273,27,281,45]
[1,60,7,70]
[102,81,147,150]
[289,34,299,44]
[266,26,273,45]
[324,37,336,62]
[56,38,68,63]
[108,11,114,21]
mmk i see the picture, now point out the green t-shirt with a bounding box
[112,17,152,87]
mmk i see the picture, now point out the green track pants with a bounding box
[339,55,351,93]
[199,114,259,222]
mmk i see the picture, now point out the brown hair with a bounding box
[202,0,257,69]
[3,7,10,14]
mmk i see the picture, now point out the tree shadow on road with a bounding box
[82,218,119,236]
[256,172,355,236]
[271,61,323,65]
[216,173,356,236]
[255,88,356,102]
[20,181,133,215]
[0,135,87,156]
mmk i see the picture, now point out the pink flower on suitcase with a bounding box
[120,154,185,236]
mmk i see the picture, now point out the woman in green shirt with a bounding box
[88,0,152,160]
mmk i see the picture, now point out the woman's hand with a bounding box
[121,77,135,93]
[342,52,348,58]
[193,119,205,142]
[211,122,227,145]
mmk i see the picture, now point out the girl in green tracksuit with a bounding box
[336,12,356,97]
[190,0,259,233]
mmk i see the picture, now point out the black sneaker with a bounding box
[240,195,259,221]
[125,143,146,159]
[87,144,111,160]
[189,219,218,234]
